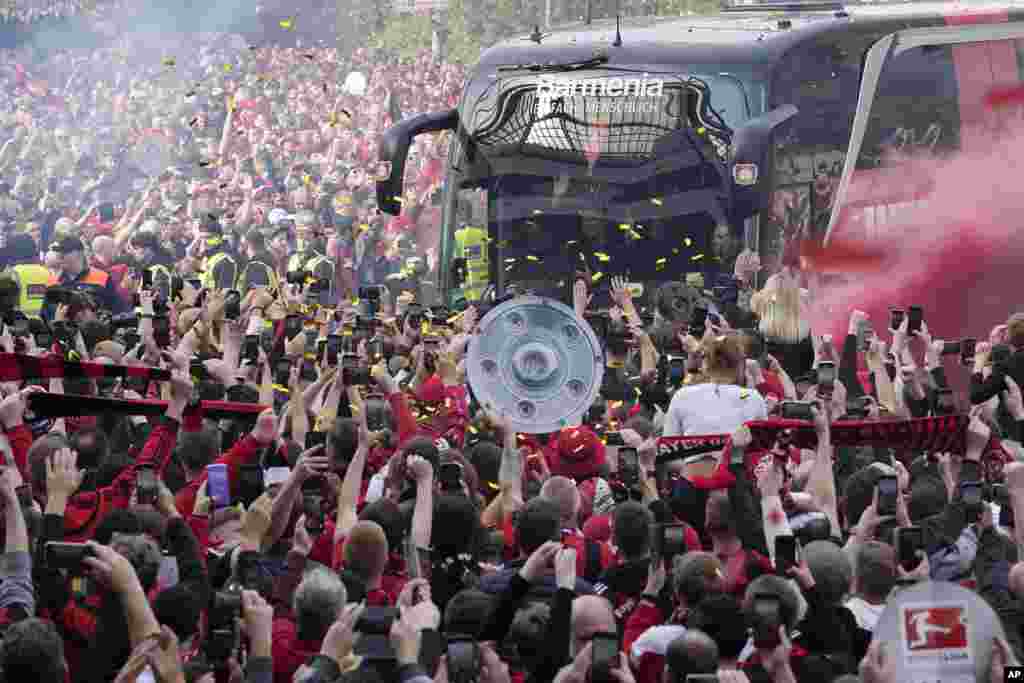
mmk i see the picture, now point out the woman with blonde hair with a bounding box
[663,333,768,437]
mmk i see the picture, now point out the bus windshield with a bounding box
[440,67,764,309]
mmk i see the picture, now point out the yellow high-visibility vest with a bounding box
[8,263,50,317]
[454,226,489,301]
[201,251,237,291]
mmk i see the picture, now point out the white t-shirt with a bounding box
[845,596,884,632]
[663,383,768,437]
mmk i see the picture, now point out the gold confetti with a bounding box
[223,64,233,73]
[691,253,704,261]
[280,18,294,29]
[526,255,540,262]
[684,237,692,247]
[162,57,176,67]
[595,252,610,262]
[651,198,663,206]
[672,248,680,254]
[656,258,667,265]
[618,223,631,231]
[505,258,517,263]
[697,127,706,135]
[592,272,604,282]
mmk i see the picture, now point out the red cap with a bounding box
[583,514,612,543]
[550,427,606,480]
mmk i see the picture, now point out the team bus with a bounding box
[377,0,1024,326]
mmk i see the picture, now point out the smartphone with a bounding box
[45,542,94,571]
[685,677,719,683]
[35,331,54,349]
[876,475,899,517]
[152,316,171,348]
[439,462,464,493]
[857,320,873,353]
[668,356,685,384]
[817,361,836,395]
[589,632,620,683]
[243,335,259,363]
[136,466,158,505]
[934,388,956,415]
[689,305,709,338]
[774,535,797,576]
[207,463,230,508]
[653,524,687,564]
[16,484,32,509]
[780,401,813,421]
[304,494,324,534]
[224,290,241,321]
[274,359,291,386]
[961,481,984,523]
[618,447,639,487]
[895,526,923,573]
[326,335,342,366]
[907,305,923,335]
[961,338,977,366]
[237,463,264,507]
[890,308,905,331]
[142,269,153,291]
[367,338,385,362]
[405,534,422,580]
[305,430,327,451]
[98,202,115,223]
[284,314,302,340]
[994,484,1015,528]
[752,594,782,649]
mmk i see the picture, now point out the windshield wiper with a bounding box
[497,55,609,73]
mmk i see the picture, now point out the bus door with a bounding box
[825,20,1024,389]
[834,19,1024,244]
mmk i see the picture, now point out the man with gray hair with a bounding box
[273,566,347,682]
[846,540,896,632]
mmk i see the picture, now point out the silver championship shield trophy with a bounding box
[466,296,604,434]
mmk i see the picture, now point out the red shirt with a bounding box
[271,618,322,683]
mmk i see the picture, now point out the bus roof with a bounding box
[476,2,1024,71]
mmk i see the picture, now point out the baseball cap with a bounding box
[52,236,86,253]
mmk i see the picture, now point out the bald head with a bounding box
[541,476,580,529]
[666,630,719,679]
[854,541,896,602]
[92,236,115,264]
[1010,562,1024,599]
[571,595,616,657]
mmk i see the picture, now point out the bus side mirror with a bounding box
[376,109,459,215]
[729,104,798,223]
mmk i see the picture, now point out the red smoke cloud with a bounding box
[803,84,1024,354]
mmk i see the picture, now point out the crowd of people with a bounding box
[0,10,1023,683]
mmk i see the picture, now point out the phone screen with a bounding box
[961,338,977,365]
[669,358,685,383]
[326,335,342,366]
[243,335,259,363]
[618,447,638,471]
[907,306,923,334]
[752,595,782,648]
[897,526,923,572]
[877,476,899,516]
[961,483,982,506]
[142,269,153,290]
[224,291,241,321]
[817,362,836,391]
[590,633,619,683]
[774,535,797,575]
[890,309,905,331]
[207,464,230,508]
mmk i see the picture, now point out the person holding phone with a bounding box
[663,335,768,437]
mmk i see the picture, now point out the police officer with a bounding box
[286,210,320,274]
[44,235,125,318]
[128,231,175,302]
[4,234,48,317]
[197,217,238,292]
[238,230,278,295]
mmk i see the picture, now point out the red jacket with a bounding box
[63,418,179,541]
[175,433,265,517]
